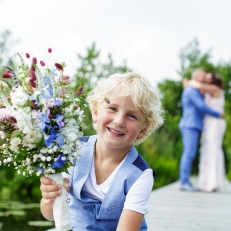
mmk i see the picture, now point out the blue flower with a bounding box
[53,98,62,106]
[37,113,51,131]
[56,133,65,147]
[36,166,44,174]
[51,67,58,77]
[52,154,67,168]
[30,93,39,105]
[43,76,53,96]
[44,126,58,147]
[53,114,64,129]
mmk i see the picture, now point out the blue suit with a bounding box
[179,86,221,184]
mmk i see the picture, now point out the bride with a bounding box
[184,72,226,192]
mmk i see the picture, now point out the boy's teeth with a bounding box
[110,128,122,135]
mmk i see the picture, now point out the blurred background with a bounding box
[0,0,231,230]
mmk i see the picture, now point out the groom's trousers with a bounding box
[180,128,200,184]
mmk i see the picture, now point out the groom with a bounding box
[179,68,223,191]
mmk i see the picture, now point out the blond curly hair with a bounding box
[87,72,164,145]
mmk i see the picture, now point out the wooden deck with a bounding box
[145,178,231,231]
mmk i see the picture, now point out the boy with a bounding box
[40,72,164,230]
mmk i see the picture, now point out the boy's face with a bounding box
[92,91,147,152]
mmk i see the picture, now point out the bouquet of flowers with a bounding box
[0,48,86,231]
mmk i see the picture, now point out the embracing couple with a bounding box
[179,68,226,192]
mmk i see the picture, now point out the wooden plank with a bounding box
[145,178,231,231]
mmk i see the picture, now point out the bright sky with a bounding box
[0,0,231,87]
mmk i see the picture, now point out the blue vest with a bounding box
[69,135,152,231]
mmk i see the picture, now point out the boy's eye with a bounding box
[128,114,136,119]
[109,107,117,112]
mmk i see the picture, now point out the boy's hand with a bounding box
[63,178,70,193]
[40,176,62,205]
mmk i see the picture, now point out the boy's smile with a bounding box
[92,91,147,153]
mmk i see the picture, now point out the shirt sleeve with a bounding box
[123,169,154,215]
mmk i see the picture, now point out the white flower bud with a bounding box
[52,146,58,152]
[46,156,52,161]
[41,156,46,161]
[36,171,42,176]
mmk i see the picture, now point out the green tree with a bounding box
[0,30,18,75]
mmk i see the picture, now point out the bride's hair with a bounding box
[210,72,224,89]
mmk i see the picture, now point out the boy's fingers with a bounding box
[40,183,62,193]
[40,176,56,185]
[42,197,55,205]
[63,178,70,192]
[42,190,62,199]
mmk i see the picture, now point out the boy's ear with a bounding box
[137,124,148,139]
[92,107,98,122]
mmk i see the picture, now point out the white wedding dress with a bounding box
[198,91,226,192]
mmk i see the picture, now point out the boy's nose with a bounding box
[113,114,125,127]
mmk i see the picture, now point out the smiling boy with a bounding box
[40,72,164,231]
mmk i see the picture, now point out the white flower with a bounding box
[36,171,42,176]
[10,86,29,106]
[40,148,47,154]
[33,154,38,158]
[23,130,42,149]
[52,145,58,152]
[10,137,21,152]
[61,156,66,161]
[46,156,52,161]
[31,110,39,119]
[41,156,46,161]
[12,108,33,133]
[0,131,6,139]
[0,80,9,90]
[66,132,78,142]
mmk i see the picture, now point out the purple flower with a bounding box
[2,72,13,78]
[32,57,37,65]
[29,78,36,88]
[76,87,83,96]
[40,61,45,67]
[30,71,37,81]
[55,63,63,71]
